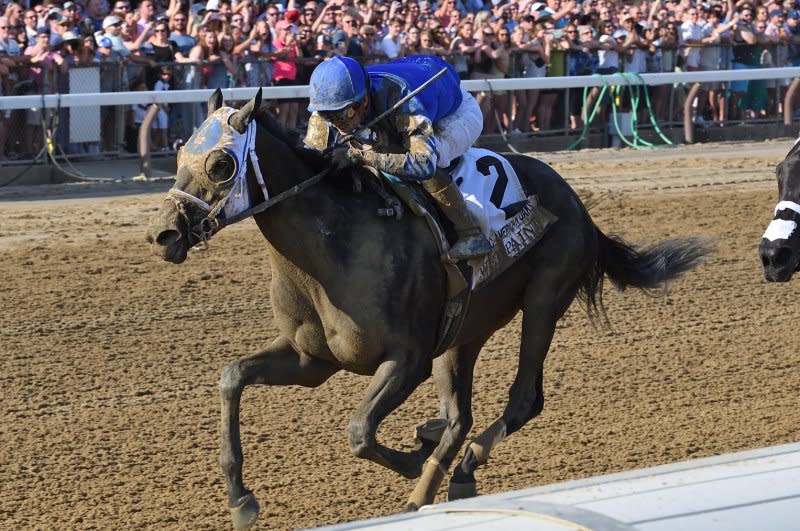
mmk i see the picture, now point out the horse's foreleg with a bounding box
[219,336,338,530]
[450,283,564,500]
[405,342,482,510]
[347,349,431,480]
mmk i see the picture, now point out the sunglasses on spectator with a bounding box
[267,11,279,16]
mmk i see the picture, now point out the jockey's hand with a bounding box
[328,144,363,172]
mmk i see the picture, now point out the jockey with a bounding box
[304,55,492,262]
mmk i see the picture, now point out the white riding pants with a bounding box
[435,89,483,168]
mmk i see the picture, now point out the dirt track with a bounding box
[2,140,799,530]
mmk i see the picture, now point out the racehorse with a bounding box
[760,140,800,281]
[145,89,710,530]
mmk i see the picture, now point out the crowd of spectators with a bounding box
[1,0,799,159]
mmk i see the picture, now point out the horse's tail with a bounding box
[581,229,713,322]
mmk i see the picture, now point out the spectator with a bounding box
[237,18,275,87]
[450,20,478,79]
[24,28,67,154]
[62,2,80,33]
[313,31,334,59]
[402,25,422,55]
[729,7,757,120]
[23,9,38,43]
[510,16,545,133]
[680,5,704,72]
[143,18,187,89]
[380,16,403,58]
[334,11,363,57]
[273,21,304,129]
[152,65,171,149]
[189,27,237,89]
[561,24,597,130]
[111,1,131,21]
[137,0,157,39]
[169,10,195,55]
[4,2,23,30]
[419,28,448,55]
[86,0,110,32]
[358,23,383,60]
[700,8,731,123]
[311,2,338,37]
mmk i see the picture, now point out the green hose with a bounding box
[566,72,674,151]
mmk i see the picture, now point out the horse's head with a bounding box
[759,142,800,282]
[146,89,263,263]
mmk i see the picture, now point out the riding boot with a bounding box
[423,170,492,263]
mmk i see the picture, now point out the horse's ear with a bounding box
[208,88,223,116]
[229,88,263,134]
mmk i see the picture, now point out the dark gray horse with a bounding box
[146,90,710,530]
[760,140,800,281]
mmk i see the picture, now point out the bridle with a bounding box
[165,110,330,247]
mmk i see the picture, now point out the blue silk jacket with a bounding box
[304,55,463,180]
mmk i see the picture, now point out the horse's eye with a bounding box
[205,152,235,183]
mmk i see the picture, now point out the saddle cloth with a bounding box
[451,149,556,290]
[450,147,528,237]
[384,148,557,291]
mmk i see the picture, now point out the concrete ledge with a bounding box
[0,156,176,187]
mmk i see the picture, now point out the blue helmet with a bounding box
[307,56,369,113]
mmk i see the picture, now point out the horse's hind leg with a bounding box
[219,336,338,530]
[405,341,483,510]
[449,282,571,499]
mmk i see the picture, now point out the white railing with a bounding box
[1,67,798,110]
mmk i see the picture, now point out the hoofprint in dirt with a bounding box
[1,140,797,530]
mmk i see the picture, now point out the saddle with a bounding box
[359,149,558,355]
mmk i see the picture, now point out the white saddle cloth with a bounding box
[451,147,527,236]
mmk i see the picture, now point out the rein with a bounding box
[165,117,330,243]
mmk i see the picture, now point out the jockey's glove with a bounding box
[328,143,366,173]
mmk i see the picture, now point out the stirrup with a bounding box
[447,233,492,263]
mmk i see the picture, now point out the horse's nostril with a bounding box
[155,229,181,247]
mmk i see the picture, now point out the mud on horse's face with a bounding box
[760,143,800,282]
[146,89,263,264]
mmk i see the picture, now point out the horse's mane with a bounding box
[253,104,371,191]
[253,105,329,173]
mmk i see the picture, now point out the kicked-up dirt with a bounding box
[1,140,798,530]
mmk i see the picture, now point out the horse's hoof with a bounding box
[404,502,420,512]
[447,480,477,501]
[415,418,447,445]
[230,492,260,530]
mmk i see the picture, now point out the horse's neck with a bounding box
[252,121,312,198]
[249,120,335,257]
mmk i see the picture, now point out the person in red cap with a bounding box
[273,9,304,130]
